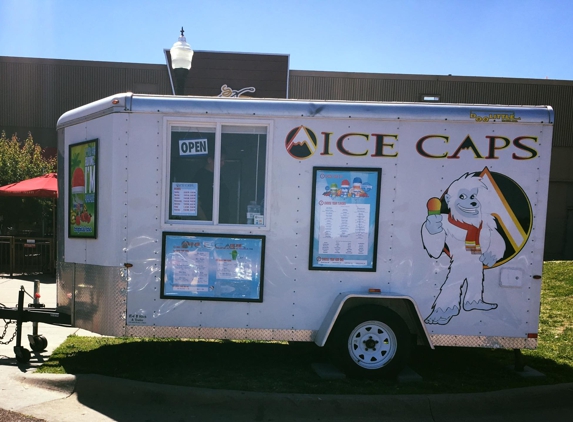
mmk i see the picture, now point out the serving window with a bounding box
[168,124,267,225]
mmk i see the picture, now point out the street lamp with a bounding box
[170,27,194,95]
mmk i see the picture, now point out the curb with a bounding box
[17,373,76,395]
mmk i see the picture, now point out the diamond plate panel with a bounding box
[430,334,537,349]
[126,326,314,342]
[71,263,127,336]
[57,261,74,315]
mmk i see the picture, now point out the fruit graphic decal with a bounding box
[69,140,97,238]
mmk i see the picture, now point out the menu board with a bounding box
[161,232,265,302]
[309,167,381,271]
[171,183,198,216]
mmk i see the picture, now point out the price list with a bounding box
[172,183,198,216]
[318,203,370,255]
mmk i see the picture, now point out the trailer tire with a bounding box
[15,347,31,364]
[30,335,48,352]
[328,306,411,378]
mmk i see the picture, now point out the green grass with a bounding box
[534,261,573,366]
[37,261,573,394]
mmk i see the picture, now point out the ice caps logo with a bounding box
[285,126,317,159]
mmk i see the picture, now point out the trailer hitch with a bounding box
[0,286,71,363]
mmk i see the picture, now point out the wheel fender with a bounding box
[314,292,434,348]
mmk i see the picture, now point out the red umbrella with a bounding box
[0,173,58,198]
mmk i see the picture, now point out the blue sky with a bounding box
[1,0,571,80]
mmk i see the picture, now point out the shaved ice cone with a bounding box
[427,197,442,215]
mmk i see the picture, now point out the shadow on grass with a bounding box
[38,337,573,395]
[41,339,340,394]
[409,346,573,393]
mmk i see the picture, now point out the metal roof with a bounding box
[57,92,554,129]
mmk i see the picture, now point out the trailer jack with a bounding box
[0,286,71,363]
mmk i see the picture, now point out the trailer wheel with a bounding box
[29,335,48,352]
[15,347,31,364]
[329,306,411,378]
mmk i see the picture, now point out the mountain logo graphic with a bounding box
[285,126,318,159]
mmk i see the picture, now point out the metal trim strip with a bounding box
[430,334,537,349]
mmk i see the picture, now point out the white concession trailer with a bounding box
[54,93,553,376]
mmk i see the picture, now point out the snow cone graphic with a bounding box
[340,179,350,197]
[426,197,442,215]
[71,167,85,205]
[353,177,362,189]
[350,177,367,197]
[329,183,338,198]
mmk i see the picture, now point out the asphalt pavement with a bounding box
[1,274,573,422]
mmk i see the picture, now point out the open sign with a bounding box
[179,139,208,156]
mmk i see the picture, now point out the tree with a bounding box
[0,131,57,235]
[0,131,56,185]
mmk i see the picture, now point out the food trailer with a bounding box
[9,93,554,376]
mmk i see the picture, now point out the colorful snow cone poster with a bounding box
[68,139,98,238]
[310,167,381,271]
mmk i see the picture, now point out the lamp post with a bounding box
[170,27,194,95]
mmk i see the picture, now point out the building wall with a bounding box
[1,56,571,259]
[0,53,289,150]
[169,51,289,98]
[0,56,172,149]
[289,70,573,260]
[289,70,573,147]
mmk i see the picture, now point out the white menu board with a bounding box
[310,167,381,271]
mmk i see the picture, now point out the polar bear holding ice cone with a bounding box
[421,172,505,325]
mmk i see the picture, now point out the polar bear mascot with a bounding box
[421,173,506,325]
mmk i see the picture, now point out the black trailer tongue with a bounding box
[0,286,71,363]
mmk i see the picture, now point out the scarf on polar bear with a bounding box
[448,214,483,254]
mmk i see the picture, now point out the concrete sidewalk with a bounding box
[1,274,573,421]
[0,274,91,420]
